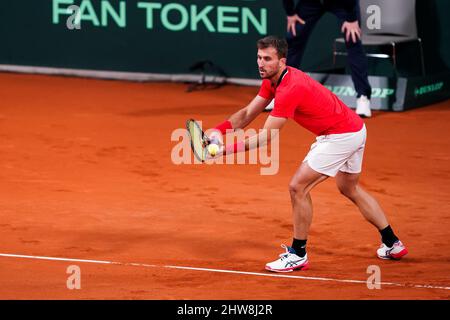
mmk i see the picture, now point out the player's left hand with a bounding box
[341,21,361,43]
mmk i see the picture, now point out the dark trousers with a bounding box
[286,0,372,98]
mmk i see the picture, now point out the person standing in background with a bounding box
[269,0,372,118]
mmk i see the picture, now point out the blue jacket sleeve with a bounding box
[282,0,358,22]
[282,0,296,16]
[342,0,358,22]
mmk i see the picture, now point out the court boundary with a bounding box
[1,252,449,291]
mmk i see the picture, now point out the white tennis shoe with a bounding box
[356,95,372,118]
[377,240,408,260]
[265,245,309,272]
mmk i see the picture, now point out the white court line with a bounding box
[0,253,156,268]
[1,252,449,291]
[166,265,450,290]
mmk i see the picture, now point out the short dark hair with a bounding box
[257,36,288,59]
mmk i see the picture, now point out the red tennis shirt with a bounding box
[258,66,364,136]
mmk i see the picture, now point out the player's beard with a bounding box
[259,68,278,80]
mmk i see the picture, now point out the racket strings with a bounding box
[186,119,209,162]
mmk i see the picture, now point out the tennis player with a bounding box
[208,35,407,272]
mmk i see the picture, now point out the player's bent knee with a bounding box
[289,182,307,198]
[288,183,297,195]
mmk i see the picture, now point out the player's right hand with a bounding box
[206,130,224,147]
[287,14,305,37]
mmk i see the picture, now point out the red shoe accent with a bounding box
[390,248,408,260]
[295,262,309,271]
[265,262,309,273]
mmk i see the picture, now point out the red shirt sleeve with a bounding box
[257,79,275,100]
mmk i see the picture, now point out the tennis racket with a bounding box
[186,119,210,162]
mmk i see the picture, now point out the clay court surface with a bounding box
[0,73,449,299]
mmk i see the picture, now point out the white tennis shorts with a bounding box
[303,124,367,177]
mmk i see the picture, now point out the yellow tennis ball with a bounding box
[207,143,220,156]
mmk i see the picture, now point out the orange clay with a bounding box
[0,73,449,299]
